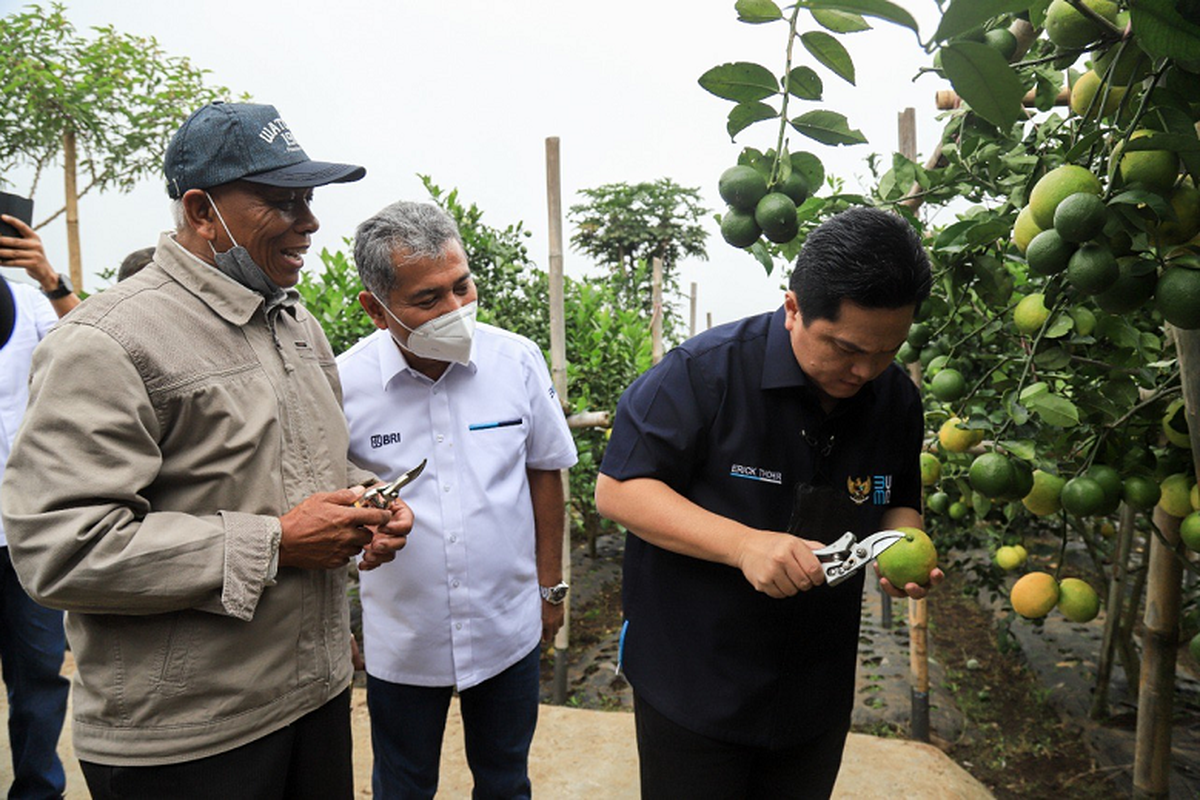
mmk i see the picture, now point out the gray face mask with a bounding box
[204,192,291,307]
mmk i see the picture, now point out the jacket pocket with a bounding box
[151,613,198,698]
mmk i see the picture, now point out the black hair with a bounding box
[118,247,156,282]
[788,207,931,325]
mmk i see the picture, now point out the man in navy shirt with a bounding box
[597,207,944,798]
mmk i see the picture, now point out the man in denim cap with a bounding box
[1,102,413,799]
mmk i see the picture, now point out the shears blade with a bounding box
[359,458,427,508]
[814,529,905,586]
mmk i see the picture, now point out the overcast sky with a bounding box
[2,0,949,328]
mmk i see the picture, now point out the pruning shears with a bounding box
[813,530,905,586]
[357,458,427,509]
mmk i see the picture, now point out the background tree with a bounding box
[567,178,709,331]
[0,2,234,290]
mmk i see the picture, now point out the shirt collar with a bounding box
[759,304,877,405]
[375,328,478,389]
[160,233,298,325]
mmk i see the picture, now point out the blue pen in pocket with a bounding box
[615,619,629,676]
[469,418,523,431]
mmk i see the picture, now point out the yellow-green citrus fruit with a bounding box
[1067,242,1120,295]
[927,490,951,515]
[939,416,984,453]
[1013,205,1044,255]
[1061,476,1107,516]
[1026,229,1076,276]
[1030,165,1103,229]
[1014,293,1051,335]
[1180,511,1200,551]
[970,452,1016,500]
[984,28,1019,60]
[775,171,809,206]
[1054,192,1107,243]
[1011,571,1060,619]
[948,501,969,520]
[720,207,761,248]
[930,368,967,403]
[1156,266,1200,329]
[1070,306,1097,336]
[1093,256,1158,314]
[1162,397,1190,448]
[1099,520,1117,538]
[876,527,938,588]
[1191,481,1199,511]
[1024,470,1066,516]
[1159,473,1194,518]
[719,165,769,211]
[920,452,941,487]
[1045,0,1119,49]
[1118,131,1179,193]
[995,545,1026,571]
[1069,70,1126,120]
[1057,577,1101,623]
[1148,184,1200,247]
[1123,475,1162,510]
[1013,544,1028,562]
[754,192,799,244]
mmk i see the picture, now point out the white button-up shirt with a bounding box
[0,280,57,548]
[338,323,577,689]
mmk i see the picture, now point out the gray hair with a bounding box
[354,201,464,298]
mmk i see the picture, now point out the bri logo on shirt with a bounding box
[370,432,402,449]
[848,475,892,505]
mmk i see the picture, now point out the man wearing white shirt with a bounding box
[0,217,78,799]
[339,200,577,799]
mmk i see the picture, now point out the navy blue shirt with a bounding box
[601,307,922,748]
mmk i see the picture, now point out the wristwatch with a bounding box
[43,273,73,300]
[539,582,570,605]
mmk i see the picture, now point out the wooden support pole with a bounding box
[1092,503,1136,720]
[689,281,697,338]
[545,137,571,705]
[651,257,664,365]
[706,311,713,331]
[62,128,83,292]
[567,411,610,430]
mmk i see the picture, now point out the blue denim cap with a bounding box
[164,102,365,198]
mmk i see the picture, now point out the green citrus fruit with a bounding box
[920,452,942,487]
[1179,511,1200,551]
[939,416,984,453]
[927,491,951,515]
[1191,481,1199,511]
[930,368,967,403]
[720,207,761,248]
[907,321,932,348]
[1093,256,1158,314]
[876,527,938,588]
[1057,577,1101,623]
[1148,184,1200,247]
[984,28,1019,59]
[1067,242,1120,294]
[1007,459,1035,502]
[897,342,919,364]
[994,545,1025,571]
[1087,464,1123,515]
[1030,165,1103,229]
[1061,476,1107,516]
[1023,470,1066,516]
[1026,229,1076,276]
[719,166,768,211]
[1011,571,1060,619]
[1054,192,1107,243]
[1093,42,1149,86]
[1069,70,1126,120]
[1070,306,1097,336]
[1163,397,1191,448]
[970,452,1017,500]
[1118,131,1179,193]
[775,171,809,206]
[1014,293,1051,335]
[948,501,969,520]
[754,192,799,243]
[1013,205,1044,255]
[1045,0,1119,49]
[1123,475,1162,510]
[1159,473,1194,517]
[1156,266,1200,329]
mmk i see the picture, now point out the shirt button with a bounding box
[443,484,451,492]
[450,535,457,543]
[452,580,460,588]
[455,622,462,631]
[436,434,445,443]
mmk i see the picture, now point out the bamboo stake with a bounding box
[545,137,571,705]
[62,128,83,291]
[1091,504,1136,719]
[651,257,663,365]
[689,281,697,338]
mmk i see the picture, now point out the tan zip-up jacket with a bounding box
[0,232,374,765]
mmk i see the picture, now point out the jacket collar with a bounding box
[156,232,297,326]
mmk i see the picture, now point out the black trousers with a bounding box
[80,688,354,800]
[633,692,850,800]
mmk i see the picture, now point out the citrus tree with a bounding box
[704,1,1200,793]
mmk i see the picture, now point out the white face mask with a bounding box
[374,294,477,366]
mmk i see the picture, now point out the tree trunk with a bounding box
[63,128,83,291]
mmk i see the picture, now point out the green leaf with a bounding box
[749,240,776,274]
[1130,0,1200,61]
[698,62,779,103]
[999,439,1037,461]
[1020,384,1080,427]
[787,66,823,100]
[791,151,825,190]
[1043,314,1075,339]
[798,0,919,35]
[934,0,1032,43]
[811,9,871,33]
[736,0,784,24]
[789,110,868,145]
[801,31,856,85]
[939,42,1025,130]
[727,101,778,139]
